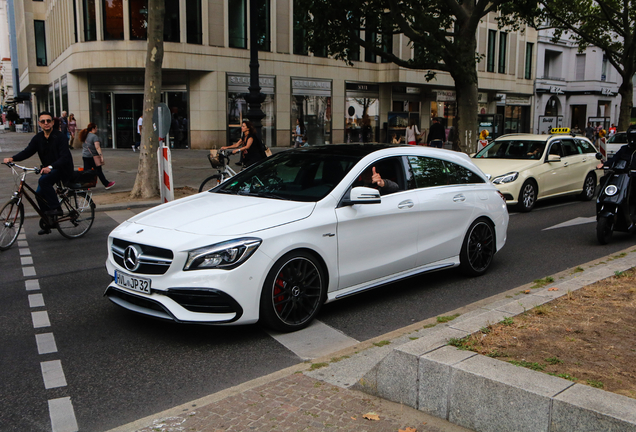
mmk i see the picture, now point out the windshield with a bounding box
[607,132,626,144]
[213,150,360,202]
[474,140,546,160]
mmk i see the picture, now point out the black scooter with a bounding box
[596,157,636,244]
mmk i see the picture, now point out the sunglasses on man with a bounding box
[39,119,53,124]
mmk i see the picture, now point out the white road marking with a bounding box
[23,266,36,277]
[32,311,51,328]
[40,360,67,389]
[28,293,45,308]
[18,233,26,240]
[19,247,31,256]
[18,240,28,247]
[543,216,596,231]
[267,320,359,360]
[105,210,136,224]
[25,279,40,291]
[21,256,34,265]
[48,397,78,432]
[36,333,58,354]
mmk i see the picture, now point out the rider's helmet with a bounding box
[627,124,636,149]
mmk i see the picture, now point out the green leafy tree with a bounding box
[298,0,519,153]
[509,0,635,130]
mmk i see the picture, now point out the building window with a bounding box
[365,31,376,63]
[34,20,47,66]
[165,0,181,42]
[524,42,533,80]
[72,0,78,42]
[575,54,586,81]
[498,32,507,74]
[83,0,97,41]
[601,55,608,81]
[293,0,308,55]
[255,0,271,51]
[61,75,69,113]
[228,0,247,48]
[487,30,496,72]
[129,0,148,40]
[54,80,61,117]
[48,84,54,113]
[186,0,202,44]
[381,32,392,63]
[103,0,124,40]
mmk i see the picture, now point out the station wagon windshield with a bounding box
[213,150,361,202]
[475,140,546,160]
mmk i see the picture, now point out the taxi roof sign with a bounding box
[550,127,571,134]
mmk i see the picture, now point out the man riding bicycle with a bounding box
[3,111,73,234]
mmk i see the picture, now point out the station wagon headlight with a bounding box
[492,172,519,184]
[184,238,262,270]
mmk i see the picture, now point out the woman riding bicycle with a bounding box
[220,120,267,168]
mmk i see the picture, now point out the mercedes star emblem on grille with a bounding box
[123,245,143,271]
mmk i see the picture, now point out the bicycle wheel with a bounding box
[199,174,223,192]
[56,191,95,239]
[0,200,24,251]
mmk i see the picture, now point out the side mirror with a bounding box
[485,174,492,180]
[547,154,561,163]
[595,152,603,160]
[342,186,381,205]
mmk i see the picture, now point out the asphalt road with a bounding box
[1,197,635,431]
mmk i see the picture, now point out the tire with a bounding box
[516,180,537,212]
[260,251,327,332]
[56,191,95,239]
[596,216,613,245]
[199,174,223,192]
[0,200,24,251]
[459,218,496,277]
[580,173,596,201]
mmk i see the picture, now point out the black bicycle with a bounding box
[0,162,97,250]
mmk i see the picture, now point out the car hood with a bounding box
[472,158,541,177]
[127,192,316,235]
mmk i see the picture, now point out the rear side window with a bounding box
[561,139,581,156]
[576,139,597,154]
[444,161,486,185]
[407,156,448,188]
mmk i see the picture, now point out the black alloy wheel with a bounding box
[460,219,495,276]
[260,251,327,332]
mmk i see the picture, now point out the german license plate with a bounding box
[115,270,151,294]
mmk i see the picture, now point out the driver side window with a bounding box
[549,141,562,156]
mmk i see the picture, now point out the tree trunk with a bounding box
[617,73,634,132]
[130,0,165,199]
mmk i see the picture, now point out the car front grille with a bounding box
[165,288,243,316]
[112,238,174,275]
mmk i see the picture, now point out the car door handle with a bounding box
[453,194,466,202]
[398,200,414,209]
[563,161,569,166]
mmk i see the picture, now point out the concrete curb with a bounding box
[306,247,636,432]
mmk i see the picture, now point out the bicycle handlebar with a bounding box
[3,162,40,174]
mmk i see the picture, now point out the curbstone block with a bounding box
[551,384,636,432]
[448,309,514,334]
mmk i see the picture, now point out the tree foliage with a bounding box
[297,0,518,152]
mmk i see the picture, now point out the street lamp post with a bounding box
[244,0,266,141]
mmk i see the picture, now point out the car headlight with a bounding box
[184,238,262,271]
[492,172,519,184]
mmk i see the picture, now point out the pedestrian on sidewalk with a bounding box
[133,115,142,152]
[80,123,115,190]
[292,118,306,148]
[427,117,446,148]
[405,119,421,145]
[68,113,77,148]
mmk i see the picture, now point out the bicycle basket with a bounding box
[208,153,223,168]
[64,169,98,189]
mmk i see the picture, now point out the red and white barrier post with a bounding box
[154,103,174,202]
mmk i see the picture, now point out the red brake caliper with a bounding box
[274,274,285,312]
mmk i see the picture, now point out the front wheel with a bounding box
[57,191,95,239]
[459,219,496,277]
[260,251,327,332]
[0,200,24,251]
[580,173,596,201]
[516,180,537,212]
[199,174,223,192]
[596,216,614,245]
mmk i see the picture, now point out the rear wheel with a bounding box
[260,251,327,332]
[580,173,596,201]
[516,180,537,212]
[596,216,613,245]
[0,200,24,251]
[459,219,495,276]
[56,191,95,239]
[199,174,223,192]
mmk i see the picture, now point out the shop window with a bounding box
[34,20,47,66]
[83,0,97,41]
[186,0,202,44]
[229,0,247,48]
[524,42,533,80]
[165,0,181,43]
[129,0,148,40]
[103,0,124,40]
[228,93,275,148]
[346,97,379,143]
[498,32,507,74]
[292,95,332,146]
[293,0,308,55]
[61,76,69,114]
[487,30,496,72]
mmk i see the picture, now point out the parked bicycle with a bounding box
[0,162,96,250]
[199,149,239,192]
